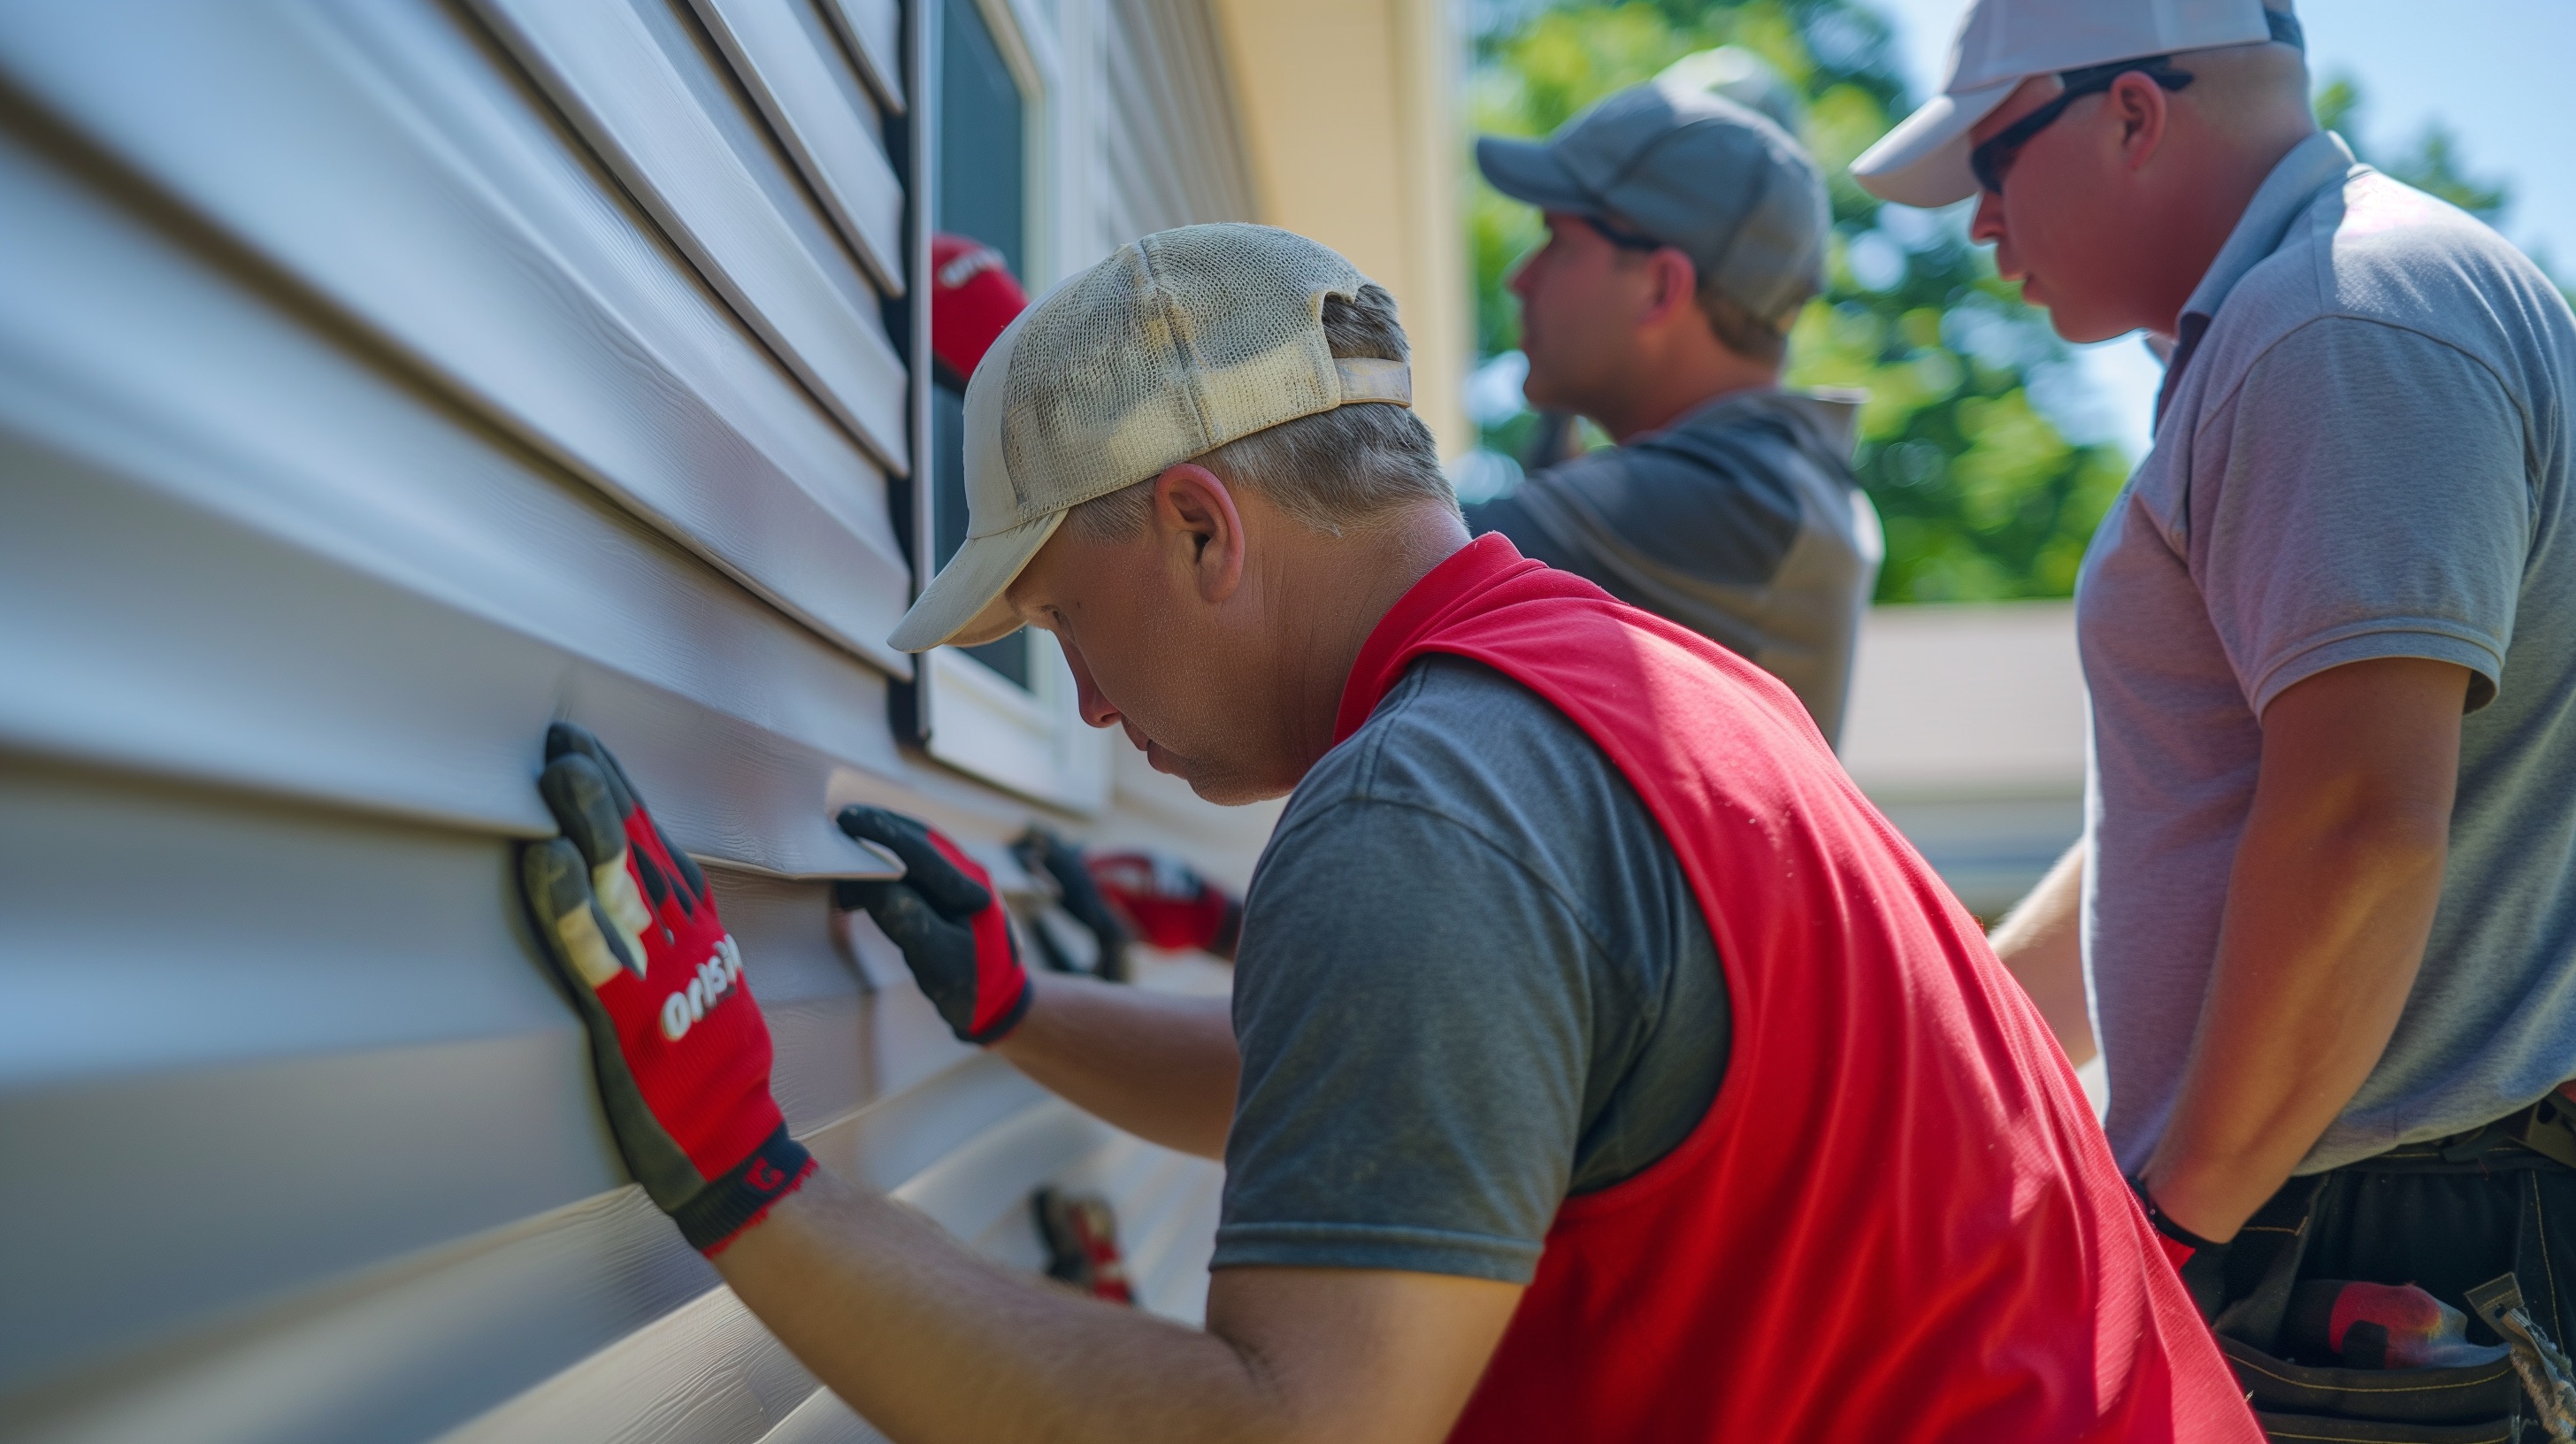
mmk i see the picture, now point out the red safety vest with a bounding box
[1331,536,2255,1443]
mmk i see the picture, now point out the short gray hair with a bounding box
[1699,284,1801,365]
[1064,283,1454,540]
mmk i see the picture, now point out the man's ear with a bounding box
[2109,70,2174,173]
[1150,463,1246,606]
[1640,249,1703,331]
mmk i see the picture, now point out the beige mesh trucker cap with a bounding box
[1852,0,2295,208]
[888,224,1414,653]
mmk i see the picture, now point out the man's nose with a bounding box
[1061,641,1121,730]
[1969,191,2016,271]
[1507,250,1539,300]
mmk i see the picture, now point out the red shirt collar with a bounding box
[1331,534,1545,746]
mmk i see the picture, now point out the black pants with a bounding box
[2213,1132,2576,1442]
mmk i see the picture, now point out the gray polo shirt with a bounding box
[1463,388,1881,744]
[2078,131,2576,1174]
[1211,656,1729,1283]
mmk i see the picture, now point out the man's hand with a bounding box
[836,806,1031,1044]
[1016,827,1133,982]
[518,723,812,1253]
[2141,657,2470,1240]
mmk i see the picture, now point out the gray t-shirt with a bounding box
[1210,656,1729,1284]
[2079,131,2576,1173]
[1462,389,1881,745]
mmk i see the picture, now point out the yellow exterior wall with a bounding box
[1208,0,1472,458]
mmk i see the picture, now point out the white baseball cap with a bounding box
[1852,0,2298,209]
[888,224,1414,653]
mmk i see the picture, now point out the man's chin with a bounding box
[1186,773,1292,807]
[1146,744,1289,806]
[1516,365,1565,415]
[1137,734,1296,805]
[2022,283,2125,347]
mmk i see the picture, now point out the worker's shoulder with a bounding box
[2225,167,2571,380]
[1581,389,1859,488]
[1284,654,1642,849]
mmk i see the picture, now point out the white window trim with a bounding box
[915,0,1112,814]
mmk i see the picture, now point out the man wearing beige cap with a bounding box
[1855,0,2576,1427]
[516,223,2251,1440]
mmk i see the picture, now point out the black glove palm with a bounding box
[1015,827,1132,982]
[835,806,1031,1044]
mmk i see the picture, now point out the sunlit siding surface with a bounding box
[0,2,1255,1440]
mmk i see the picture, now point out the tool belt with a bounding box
[2212,1088,2576,1443]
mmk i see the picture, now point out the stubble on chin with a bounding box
[1154,738,1300,807]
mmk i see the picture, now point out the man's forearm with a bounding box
[993,972,1240,1157]
[2141,658,2466,1240]
[717,1170,1279,1444]
[717,1170,1519,1444]
[1988,839,2094,1065]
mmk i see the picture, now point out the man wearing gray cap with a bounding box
[507,223,2251,1439]
[1468,58,1882,744]
[1857,0,2576,1426]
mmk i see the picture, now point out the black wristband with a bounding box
[675,1125,815,1253]
[2130,1178,2222,1255]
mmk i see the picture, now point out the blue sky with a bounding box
[1862,0,2572,460]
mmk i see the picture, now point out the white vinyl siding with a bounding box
[0,0,1240,1440]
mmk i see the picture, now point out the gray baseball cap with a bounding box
[1476,55,1828,326]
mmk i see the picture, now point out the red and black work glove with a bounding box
[518,724,812,1255]
[1014,827,1132,983]
[2133,1179,2229,1321]
[834,807,1031,1044]
[1085,849,1243,959]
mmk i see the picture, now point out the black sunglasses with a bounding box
[1969,57,2196,195]
[1583,214,1670,254]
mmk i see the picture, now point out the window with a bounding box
[933,0,1031,687]
[916,0,1110,811]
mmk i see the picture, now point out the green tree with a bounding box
[2312,73,2509,223]
[1468,0,2130,602]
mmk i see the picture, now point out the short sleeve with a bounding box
[1213,795,1603,1285]
[2196,318,2532,714]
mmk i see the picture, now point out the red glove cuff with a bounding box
[930,832,1031,1041]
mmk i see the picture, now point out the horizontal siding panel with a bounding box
[0,757,1200,1442]
[1100,0,1253,239]
[431,1287,827,1444]
[0,0,1258,1436]
[472,0,913,470]
[0,119,914,875]
[756,1388,892,1444]
[0,765,869,1393]
[822,0,904,113]
[0,0,914,669]
[692,0,908,292]
[437,1090,1192,1444]
[0,1186,709,1444]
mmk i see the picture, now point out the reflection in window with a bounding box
[934,0,1031,687]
